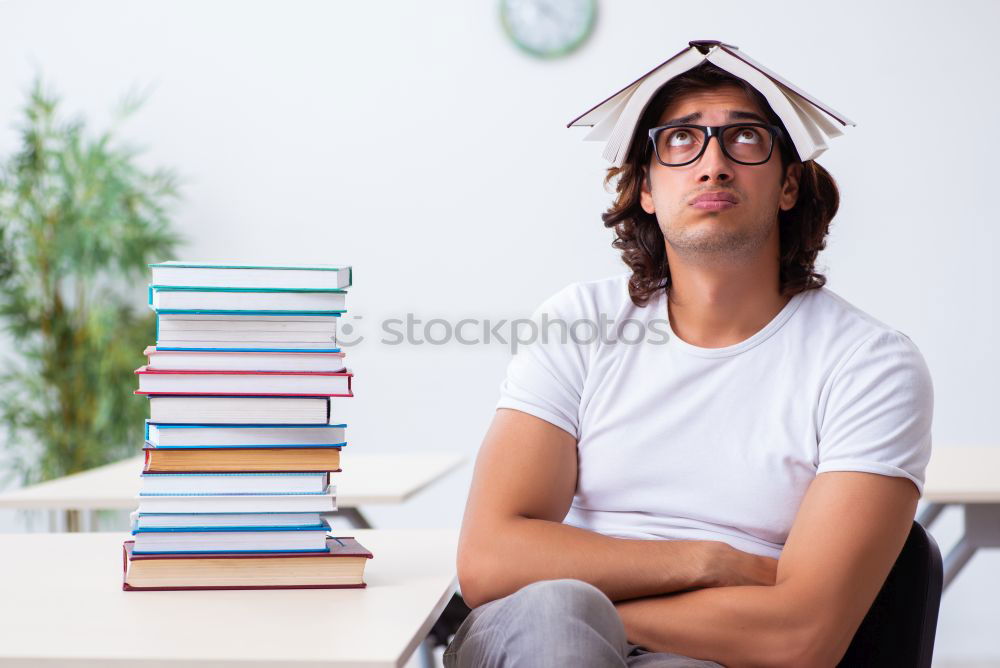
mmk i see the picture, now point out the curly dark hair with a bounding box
[600,62,841,307]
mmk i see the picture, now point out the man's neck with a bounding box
[665,255,790,350]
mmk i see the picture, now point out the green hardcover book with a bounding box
[149,261,353,290]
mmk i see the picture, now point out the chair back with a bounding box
[837,520,943,667]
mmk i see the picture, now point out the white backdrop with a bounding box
[1,0,997,663]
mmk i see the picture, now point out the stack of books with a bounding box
[122,262,373,591]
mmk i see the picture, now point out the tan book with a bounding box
[143,444,341,472]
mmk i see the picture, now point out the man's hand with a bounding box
[702,542,779,589]
[614,473,920,667]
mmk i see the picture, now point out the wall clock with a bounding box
[500,0,597,59]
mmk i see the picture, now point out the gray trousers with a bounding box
[443,579,725,667]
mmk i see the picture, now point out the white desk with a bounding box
[0,529,457,667]
[0,452,466,531]
[918,446,1000,589]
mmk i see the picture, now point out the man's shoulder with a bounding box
[534,273,634,318]
[797,286,926,365]
[802,287,897,335]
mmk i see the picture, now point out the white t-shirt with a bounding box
[495,273,934,558]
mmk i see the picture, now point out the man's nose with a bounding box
[696,133,734,182]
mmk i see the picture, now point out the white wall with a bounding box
[1,0,997,663]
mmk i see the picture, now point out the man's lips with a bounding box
[690,191,739,211]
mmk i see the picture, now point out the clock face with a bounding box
[500,0,597,59]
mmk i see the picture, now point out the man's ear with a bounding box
[779,162,803,212]
[640,165,655,214]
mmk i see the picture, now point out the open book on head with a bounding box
[567,39,856,167]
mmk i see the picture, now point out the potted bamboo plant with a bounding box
[0,80,182,529]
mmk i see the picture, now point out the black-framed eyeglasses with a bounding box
[646,123,785,167]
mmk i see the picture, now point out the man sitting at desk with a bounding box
[446,51,933,667]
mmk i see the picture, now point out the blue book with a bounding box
[132,519,330,534]
[131,511,326,531]
[132,519,332,554]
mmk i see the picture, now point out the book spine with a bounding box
[124,583,367,591]
[152,287,348,293]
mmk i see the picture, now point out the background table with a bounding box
[0,452,466,531]
[918,446,1000,589]
[0,529,458,667]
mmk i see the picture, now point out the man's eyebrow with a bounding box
[728,110,769,123]
[660,110,769,125]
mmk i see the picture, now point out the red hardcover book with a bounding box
[134,366,354,397]
[139,467,341,472]
[143,346,347,373]
[122,536,374,591]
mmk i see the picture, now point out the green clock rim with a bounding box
[499,0,598,60]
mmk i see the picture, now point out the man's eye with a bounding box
[734,128,761,144]
[668,131,693,146]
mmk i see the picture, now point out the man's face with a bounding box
[639,85,802,262]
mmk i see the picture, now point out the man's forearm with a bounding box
[458,516,715,607]
[615,584,816,668]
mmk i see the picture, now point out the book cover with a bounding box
[122,536,372,591]
[148,262,353,290]
[145,421,348,448]
[149,286,347,315]
[134,366,354,397]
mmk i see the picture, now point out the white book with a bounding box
[136,488,337,513]
[132,525,331,553]
[157,313,339,332]
[151,288,347,313]
[139,472,331,496]
[567,40,855,168]
[155,339,341,351]
[150,261,352,290]
[131,512,325,529]
[147,423,347,447]
[144,347,346,372]
[135,367,353,396]
[157,330,337,343]
[148,395,331,424]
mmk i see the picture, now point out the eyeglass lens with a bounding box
[654,125,773,165]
